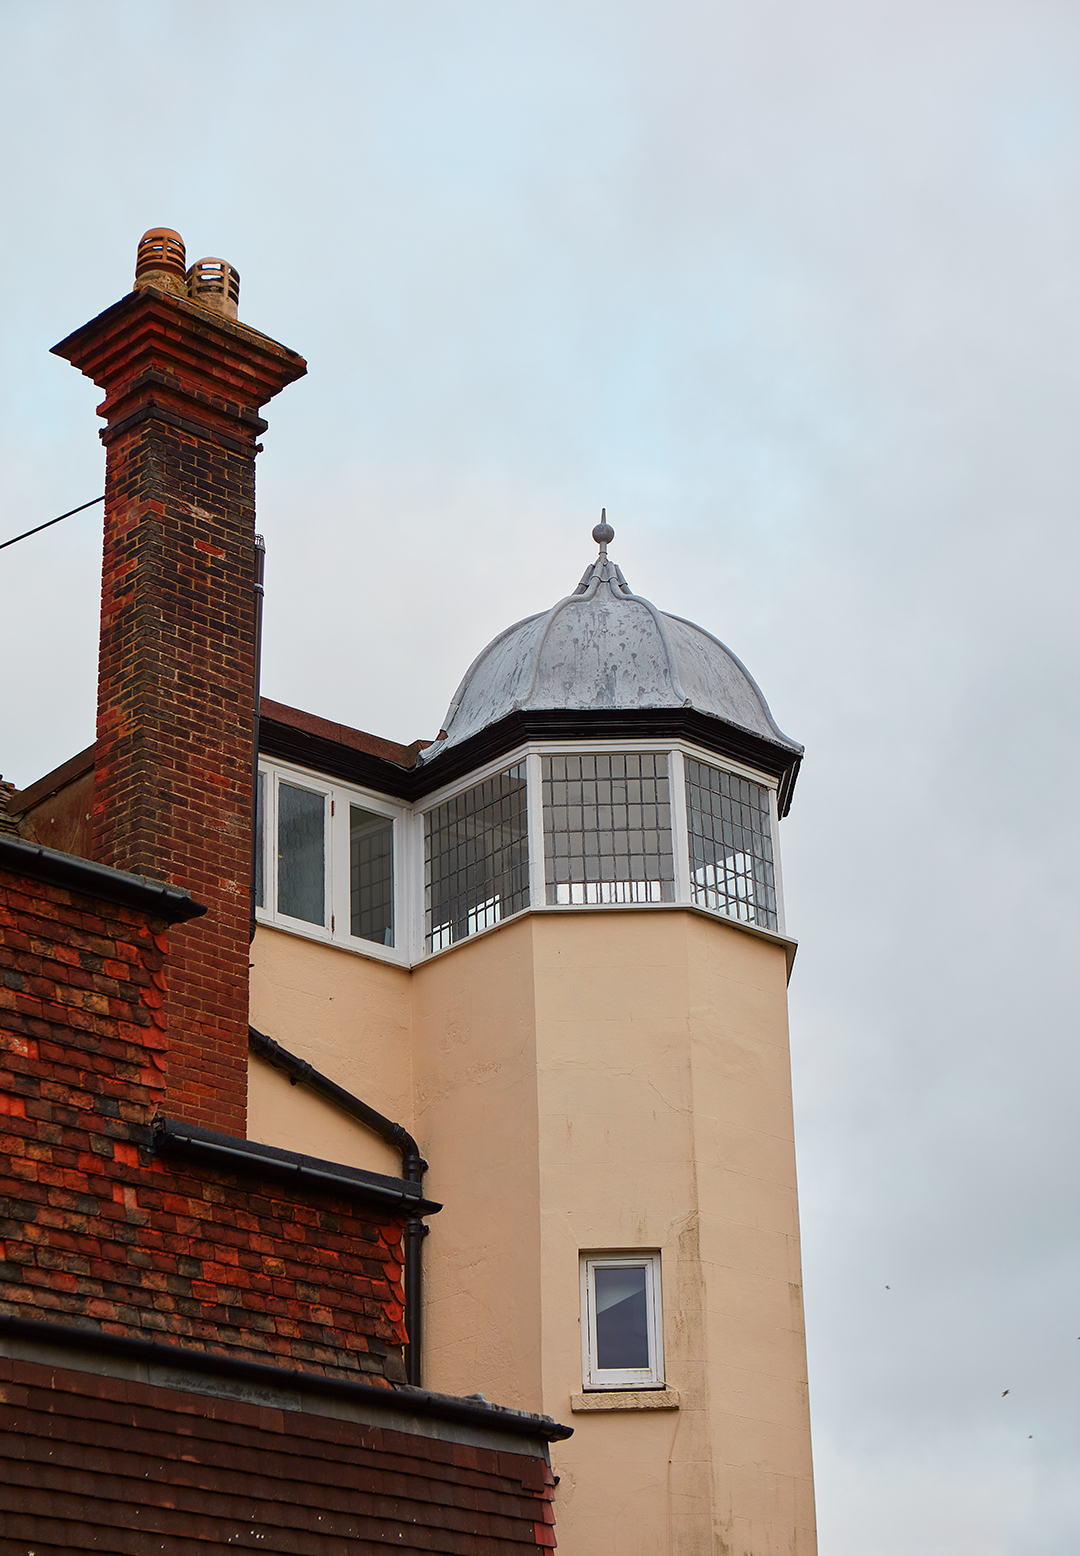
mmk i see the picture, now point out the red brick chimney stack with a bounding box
[52,229,306,1136]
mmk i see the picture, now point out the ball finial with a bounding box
[592,508,615,547]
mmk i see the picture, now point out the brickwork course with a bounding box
[51,284,306,1136]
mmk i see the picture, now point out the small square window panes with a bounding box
[277,782,325,926]
[684,759,777,930]
[350,806,394,947]
[543,752,674,905]
[424,764,529,952]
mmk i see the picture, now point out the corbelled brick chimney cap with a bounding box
[134,227,187,297]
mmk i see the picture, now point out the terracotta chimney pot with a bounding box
[134,227,187,296]
[187,257,241,320]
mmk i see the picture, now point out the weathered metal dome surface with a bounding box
[420,526,801,763]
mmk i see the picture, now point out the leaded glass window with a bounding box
[277,781,326,926]
[424,765,529,952]
[685,758,777,929]
[254,770,266,909]
[543,752,674,906]
[350,806,394,947]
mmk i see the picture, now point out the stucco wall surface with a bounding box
[248,926,412,1181]
[246,908,816,1555]
[412,917,543,1413]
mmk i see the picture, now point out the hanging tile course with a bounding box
[0,862,407,1383]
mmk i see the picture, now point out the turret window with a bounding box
[257,746,783,959]
[542,752,674,906]
[277,780,327,927]
[424,764,530,952]
[684,758,777,931]
[255,763,403,955]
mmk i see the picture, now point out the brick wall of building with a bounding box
[0,857,409,1384]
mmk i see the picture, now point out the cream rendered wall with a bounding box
[684,914,817,1556]
[246,909,815,1556]
[531,910,815,1556]
[411,917,543,1411]
[247,924,413,1181]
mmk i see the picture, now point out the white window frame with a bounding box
[255,739,786,965]
[255,759,408,964]
[265,769,333,936]
[580,1251,665,1391]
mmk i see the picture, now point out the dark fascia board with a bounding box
[6,743,95,813]
[0,1313,572,1443]
[260,707,803,815]
[0,835,206,924]
[155,1118,442,1217]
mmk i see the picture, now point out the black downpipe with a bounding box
[248,1026,430,1387]
[249,535,266,944]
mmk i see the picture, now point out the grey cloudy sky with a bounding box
[2,3,1078,1550]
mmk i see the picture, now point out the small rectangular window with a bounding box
[277,781,326,926]
[544,752,674,905]
[424,764,529,952]
[350,806,394,947]
[581,1253,664,1390]
[684,759,777,930]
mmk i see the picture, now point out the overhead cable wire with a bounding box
[0,495,105,553]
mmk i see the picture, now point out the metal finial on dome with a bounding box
[592,509,615,554]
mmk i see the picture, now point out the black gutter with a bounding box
[249,534,266,944]
[154,1116,441,1218]
[0,1314,572,1443]
[0,834,207,924]
[248,1026,431,1388]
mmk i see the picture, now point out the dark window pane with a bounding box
[278,782,325,926]
[254,771,265,909]
[351,806,394,947]
[543,752,673,905]
[595,1265,650,1371]
[424,765,529,951]
[685,759,777,929]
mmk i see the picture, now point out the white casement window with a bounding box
[580,1252,664,1390]
[255,763,404,956]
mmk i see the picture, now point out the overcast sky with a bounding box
[2,3,1078,1551]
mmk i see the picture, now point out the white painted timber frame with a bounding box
[580,1251,665,1391]
[255,739,787,967]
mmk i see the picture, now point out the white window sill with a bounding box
[570,1388,680,1412]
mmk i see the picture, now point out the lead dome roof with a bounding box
[420,529,801,766]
